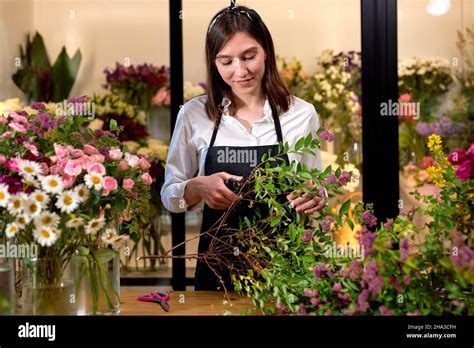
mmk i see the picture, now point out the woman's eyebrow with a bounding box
[216,47,258,59]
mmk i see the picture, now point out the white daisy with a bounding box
[5,222,19,238]
[74,184,90,203]
[24,199,42,218]
[34,211,60,229]
[66,217,85,228]
[84,173,104,191]
[41,175,64,194]
[85,217,105,235]
[15,214,31,229]
[34,226,58,247]
[111,235,130,250]
[30,190,50,207]
[55,190,79,213]
[101,227,117,245]
[6,193,24,216]
[0,183,11,208]
[18,160,42,178]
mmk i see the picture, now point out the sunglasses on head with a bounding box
[208,3,261,33]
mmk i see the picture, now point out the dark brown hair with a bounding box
[204,5,291,122]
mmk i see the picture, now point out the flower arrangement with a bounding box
[103,63,169,112]
[151,81,207,107]
[398,57,453,121]
[215,132,472,316]
[0,97,153,313]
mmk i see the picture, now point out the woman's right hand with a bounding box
[184,172,243,210]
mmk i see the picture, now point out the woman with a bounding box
[161,1,326,290]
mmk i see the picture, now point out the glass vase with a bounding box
[0,258,15,315]
[146,105,171,143]
[21,257,75,315]
[72,248,120,315]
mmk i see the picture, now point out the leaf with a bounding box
[93,248,118,265]
[295,137,305,151]
[110,119,118,131]
[270,215,282,227]
[346,218,354,230]
[339,199,351,216]
[51,47,82,101]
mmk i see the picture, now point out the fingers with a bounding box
[290,193,327,213]
[219,172,243,182]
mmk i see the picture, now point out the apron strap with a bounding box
[209,104,284,148]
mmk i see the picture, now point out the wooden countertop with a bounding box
[119,289,260,316]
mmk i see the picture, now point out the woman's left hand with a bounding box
[286,182,327,215]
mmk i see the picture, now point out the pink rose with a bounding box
[118,161,129,171]
[9,122,26,133]
[38,162,49,175]
[23,142,39,156]
[125,153,140,168]
[109,149,123,161]
[0,155,6,163]
[54,143,69,158]
[88,163,106,176]
[5,159,19,171]
[102,189,110,197]
[62,174,75,188]
[84,144,100,155]
[398,93,411,103]
[79,155,94,170]
[139,158,151,170]
[141,172,153,185]
[64,159,82,176]
[419,156,435,170]
[0,116,7,124]
[71,149,85,158]
[455,159,474,180]
[152,87,170,106]
[122,178,135,191]
[57,158,69,173]
[448,149,467,165]
[91,154,105,163]
[8,111,28,125]
[0,131,12,139]
[103,176,118,191]
[49,165,60,175]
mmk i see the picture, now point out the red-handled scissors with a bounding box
[137,291,170,312]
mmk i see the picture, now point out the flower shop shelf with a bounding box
[119,289,257,315]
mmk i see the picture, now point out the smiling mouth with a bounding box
[235,78,252,83]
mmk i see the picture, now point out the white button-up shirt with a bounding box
[160,94,322,213]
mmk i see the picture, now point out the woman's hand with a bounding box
[286,181,327,215]
[185,172,243,210]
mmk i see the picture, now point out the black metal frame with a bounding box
[167,0,400,288]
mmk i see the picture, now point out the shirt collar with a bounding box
[221,96,273,121]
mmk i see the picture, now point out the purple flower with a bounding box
[452,300,465,310]
[362,211,377,227]
[320,130,335,142]
[31,102,46,110]
[326,174,338,185]
[399,237,410,262]
[338,171,352,186]
[389,276,401,293]
[403,275,411,285]
[297,303,307,316]
[356,228,377,256]
[304,288,318,298]
[416,122,431,137]
[321,216,335,232]
[313,263,334,279]
[450,245,474,271]
[384,218,393,232]
[450,230,465,248]
[362,261,382,295]
[275,303,289,313]
[379,306,394,316]
[67,95,89,104]
[332,283,342,292]
[357,289,370,312]
[310,297,321,306]
[407,310,421,316]
[302,229,313,242]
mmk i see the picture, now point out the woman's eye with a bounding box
[244,56,255,61]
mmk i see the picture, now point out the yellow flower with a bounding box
[426,165,447,188]
[427,134,442,153]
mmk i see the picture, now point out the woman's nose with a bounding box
[233,59,248,77]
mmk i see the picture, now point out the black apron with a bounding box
[195,111,290,291]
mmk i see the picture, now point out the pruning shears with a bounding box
[137,291,170,312]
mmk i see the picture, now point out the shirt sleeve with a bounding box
[300,104,323,171]
[160,105,203,213]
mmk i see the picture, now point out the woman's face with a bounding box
[215,31,266,97]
